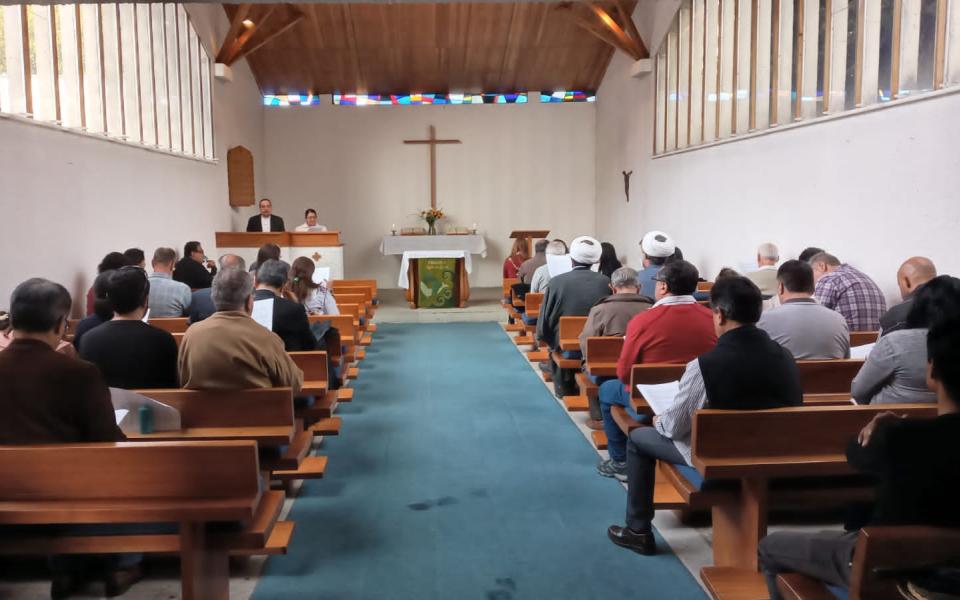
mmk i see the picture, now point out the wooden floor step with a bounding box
[229,520,295,556]
[355,348,366,360]
[300,380,328,397]
[563,395,589,412]
[347,366,359,380]
[527,349,548,362]
[700,567,770,600]
[337,388,354,402]
[309,417,341,436]
[360,334,373,346]
[505,323,525,332]
[272,455,328,482]
[592,430,607,449]
[514,335,534,346]
[306,392,339,419]
[652,480,688,510]
[367,323,377,333]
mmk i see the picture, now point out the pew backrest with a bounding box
[502,278,519,300]
[796,359,864,394]
[290,351,328,382]
[524,293,544,317]
[133,388,294,429]
[149,317,190,334]
[849,526,960,599]
[558,316,588,350]
[850,331,880,346]
[585,336,623,374]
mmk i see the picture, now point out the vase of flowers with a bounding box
[420,208,444,235]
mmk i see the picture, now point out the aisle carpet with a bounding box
[252,322,706,600]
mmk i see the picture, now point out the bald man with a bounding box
[879,257,937,335]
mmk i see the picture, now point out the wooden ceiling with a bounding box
[223,2,637,95]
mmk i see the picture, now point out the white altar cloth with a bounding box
[380,234,487,258]
[397,251,470,288]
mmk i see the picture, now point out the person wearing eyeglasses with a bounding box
[173,241,217,290]
[295,208,328,232]
[79,266,179,389]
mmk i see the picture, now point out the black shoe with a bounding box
[607,525,656,555]
[104,564,144,597]
[50,573,82,600]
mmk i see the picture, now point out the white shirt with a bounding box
[261,215,273,232]
[295,223,328,232]
[652,294,697,308]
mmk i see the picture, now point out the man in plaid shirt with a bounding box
[810,252,887,332]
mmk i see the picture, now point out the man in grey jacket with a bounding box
[536,236,611,398]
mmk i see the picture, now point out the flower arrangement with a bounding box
[419,208,445,235]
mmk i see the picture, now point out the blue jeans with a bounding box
[599,379,648,461]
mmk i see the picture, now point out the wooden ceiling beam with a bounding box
[220,5,279,66]
[612,0,649,59]
[555,3,639,61]
[216,3,253,64]
[586,2,644,60]
[230,5,306,68]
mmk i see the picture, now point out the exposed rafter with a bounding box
[217,3,306,67]
[554,1,647,62]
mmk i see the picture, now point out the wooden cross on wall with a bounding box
[403,125,461,209]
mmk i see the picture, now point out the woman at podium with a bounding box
[295,208,328,232]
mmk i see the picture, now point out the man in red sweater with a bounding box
[597,260,717,480]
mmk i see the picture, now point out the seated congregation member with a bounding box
[295,208,328,232]
[173,241,217,290]
[758,313,960,599]
[608,276,802,554]
[746,242,780,298]
[85,251,129,315]
[1,307,78,359]
[122,247,146,269]
[179,268,303,393]
[73,271,113,350]
[598,242,623,279]
[189,254,245,323]
[246,198,285,232]
[798,246,824,263]
[638,230,676,298]
[255,260,318,352]
[147,247,192,317]
[597,260,716,480]
[517,239,548,284]
[80,267,179,389]
[287,256,339,315]
[850,276,960,405]
[578,267,653,428]
[249,242,282,274]
[810,252,886,332]
[530,239,567,293]
[536,236,611,398]
[880,256,937,335]
[0,279,139,597]
[757,260,850,359]
[503,238,530,280]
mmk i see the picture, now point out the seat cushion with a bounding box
[674,464,705,491]
[561,350,582,360]
[521,315,538,326]
[827,585,848,600]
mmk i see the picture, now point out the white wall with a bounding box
[596,1,960,302]
[0,3,265,310]
[262,99,596,288]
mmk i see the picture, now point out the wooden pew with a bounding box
[691,404,938,599]
[309,314,360,379]
[777,526,960,600]
[332,279,379,332]
[849,330,879,346]
[567,336,623,414]
[131,388,327,482]
[289,350,345,435]
[502,278,524,331]
[697,281,715,293]
[522,293,548,360]
[149,317,190,334]
[511,289,535,346]
[0,441,292,600]
[796,359,864,394]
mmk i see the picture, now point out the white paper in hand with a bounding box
[252,298,274,331]
[546,254,573,278]
[850,343,875,360]
[312,266,331,285]
[114,409,129,425]
[636,380,681,415]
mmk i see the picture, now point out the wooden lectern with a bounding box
[510,230,551,257]
[215,232,345,279]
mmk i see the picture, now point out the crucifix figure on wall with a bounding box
[622,170,633,203]
[403,125,462,209]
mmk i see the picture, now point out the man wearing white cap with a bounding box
[536,236,612,398]
[638,231,676,299]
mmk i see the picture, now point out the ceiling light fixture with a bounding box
[242,18,255,27]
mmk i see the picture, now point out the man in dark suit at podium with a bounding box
[246,198,286,232]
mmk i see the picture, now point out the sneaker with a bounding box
[596,458,627,481]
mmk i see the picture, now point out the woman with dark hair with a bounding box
[85,251,129,315]
[286,257,339,315]
[249,243,282,274]
[599,242,622,279]
[852,275,960,405]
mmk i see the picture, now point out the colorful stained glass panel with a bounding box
[539,91,596,103]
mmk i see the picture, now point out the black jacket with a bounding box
[536,266,611,349]
[246,214,286,232]
[79,320,179,389]
[253,289,317,352]
[173,257,216,290]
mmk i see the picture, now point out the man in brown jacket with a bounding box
[178,268,303,394]
[579,267,653,427]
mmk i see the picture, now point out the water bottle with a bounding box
[139,405,155,434]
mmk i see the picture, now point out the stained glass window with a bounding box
[264,92,529,106]
[539,91,596,103]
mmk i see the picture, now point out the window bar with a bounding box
[854,0,865,106]
[21,5,33,116]
[196,36,205,157]
[749,0,759,130]
[162,5,172,149]
[115,4,125,137]
[822,0,832,112]
[934,0,948,88]
[701,0,709,142]
[175,6,183,152]
[149,8,158,145]
[770,0,781,124]
[133,6,144,142]
[208,52,215,159]
[98,4,108,133]
[49,6,62,123]
[187,20,196,155]
[891,0,903,99]
[674,20,681,149]
[653,53,659,154]
[76,5,86,129]
[793,0,804,119]
[731,0,739,133]
[687,3,694,147]
[716,0,724,138]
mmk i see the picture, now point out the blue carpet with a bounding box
[253,322,706,600]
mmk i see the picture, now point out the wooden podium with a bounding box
[214,232,345,279]
[510,229,550,256]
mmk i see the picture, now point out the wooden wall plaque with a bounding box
[227,145,255,207]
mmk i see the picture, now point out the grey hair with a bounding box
[546,241,566,256]
[534,239,549,253]
[218,253,246,271]
[808,251,841,267]
[211,268,254,311]
[610,267,641,290]
[257,259,290,289]
[757,242,779,261]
